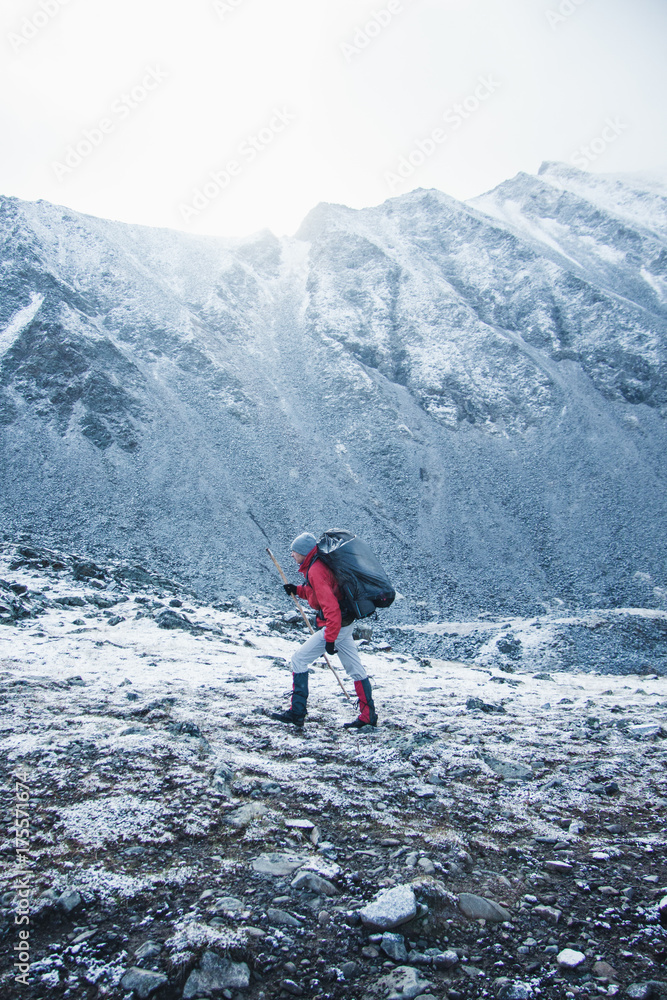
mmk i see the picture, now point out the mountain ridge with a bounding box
[1,163,666,617]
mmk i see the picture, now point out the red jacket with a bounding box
[296,548,343,642]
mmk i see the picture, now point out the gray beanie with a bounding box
[290,532,317,557]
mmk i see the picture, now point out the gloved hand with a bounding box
[283,583,298,596]
[325,641,336,655]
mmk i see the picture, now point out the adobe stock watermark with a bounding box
[212,0,250,18]
[51,66,168,181]
[545,0,588,29]
[340,1,405,63]
[384,74,501,193]
[8,0,76,55]
[570,116,628,169]
[178,107,296,223]
[13,767,32,987]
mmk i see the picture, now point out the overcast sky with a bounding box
[2,0,666,239]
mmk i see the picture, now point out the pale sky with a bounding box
[2,0,666,238]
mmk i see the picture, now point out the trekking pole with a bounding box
[266,548,351,701]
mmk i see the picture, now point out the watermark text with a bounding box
[340,1,404,63]
[384,75,501,193]
[178,107,296,223]
[51,66,168,181]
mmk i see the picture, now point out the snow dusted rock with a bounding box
[544,860,574,874]
[211,762,235,795]
[360,884,417,930]
[251,852,310,876]
[119,967,168,998]
[625,984,665,1000]
[659,896,667,927]
[497,984,535,1000]
[557,948,587,968]
[377,964,434,1000]
[467,697,506,714]
[182,950,250,997]
[208,896,249,918]
[290,870,339,896]
[285,818,315,830]
[481,754,533,780]
[458,892,511,922]
[225,802,268,827]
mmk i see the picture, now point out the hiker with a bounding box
[271,532,378,730]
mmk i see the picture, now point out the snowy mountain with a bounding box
[0,162,666,616]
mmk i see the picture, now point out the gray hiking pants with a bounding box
[291,623,367,681]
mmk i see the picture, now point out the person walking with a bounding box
[271,532,378,730]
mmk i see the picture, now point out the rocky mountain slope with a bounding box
[0,163,666,616]
[1,544,666,1000]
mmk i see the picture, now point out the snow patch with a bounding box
[0,292,43,356]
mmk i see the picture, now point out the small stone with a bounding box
[458,892,511,922]
[281,980,304,996]
[557,948,586,968]
[461,965,485,978]
[432,950,459,970]
[658,896,667,927]
[592,961,618,981]
[134,940,163,961]
[58,890,82,914]
[407,950,432,966]
[545,860,574,874]
[120,968,168,999]
[317,910,331,926]
[285,818,315,830]
[533,904,561,924]
[359,884,417,931]
[267,907,302,928]
[341,961,358,979]
[418,857,435,874]
[381,932,408,962]
[362,945,380,958]
[291,871,339,896]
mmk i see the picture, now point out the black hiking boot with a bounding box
[343,717,377,730]
[270,709,306,728]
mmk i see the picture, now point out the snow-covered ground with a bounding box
[1,544,666,999]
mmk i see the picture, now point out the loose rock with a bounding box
[359,884,418,931]
[458,892,511,922]
[120,968,168,999]
[182,950,250,998]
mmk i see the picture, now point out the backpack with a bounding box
[315,530,396,621]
